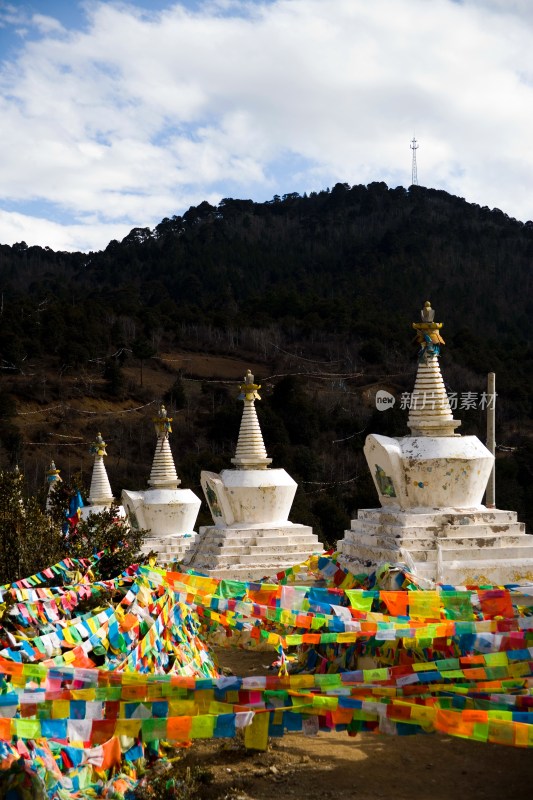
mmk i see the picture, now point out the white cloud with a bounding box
[31,13,66,35]
[0,0,533,251]
[0,209,125,252]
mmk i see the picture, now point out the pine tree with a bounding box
[47,481,150,580]
[0,468,63,585]
[66,503,149,580]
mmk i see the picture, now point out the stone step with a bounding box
[437,535,528,549]
[355,509,519,527]
[196,566,316,582]
[348,521,526,539]
[405,543,533,564]
[191,558,318,572]
[142,552,196,563]
[416,559,533,586]
[191,548,321,568]
[337,543,388,564]
[198,525,314,538]
[192,535,319,551]
[141,533,199,565]
[438,524,525,538]
[191,546,317,560]
[350,533,529,553]
[144,545,194,558]
[185,523,322,580]
[438,545,533,562]
[142,535,197,547]
[339,555,533,587]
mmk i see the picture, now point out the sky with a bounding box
[0,0,533,252]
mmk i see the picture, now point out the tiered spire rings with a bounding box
[408,302,461,437]
[232,370,272,469]
[88,432,114,504]
[148,404,180,488]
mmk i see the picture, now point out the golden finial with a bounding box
[153,404,173,438]
[421,300,435,322]
[412,300,445,362]
[238,369,261,401]
[46,460,62,484]
[90,432,107,457]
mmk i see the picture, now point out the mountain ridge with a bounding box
[0,181,532,541]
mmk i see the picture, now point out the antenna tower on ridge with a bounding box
[410,136,419,186]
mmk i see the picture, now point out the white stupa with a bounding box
[338,301,533,585]
[188,370,322,580]
[80,433,124,520]
[121,404,201,564]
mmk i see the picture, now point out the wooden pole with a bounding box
[486,372,496,508]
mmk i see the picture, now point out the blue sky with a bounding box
[0,0,533,251]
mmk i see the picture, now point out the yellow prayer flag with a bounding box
[63,650,76,664]
[336,632,358,643]
[289,675,314,689]
[514,721,533,748]
[14,719,40,738]
[209,701,234,714]
[51,701,70,719]
[168,700,197,716]
[312,696,338,712]
[114,719,142,738]
[508,662,530,678]
[363,668,389,682]
[408,591,440,619]
[484,652,509,667]
[244,712,269,751]
[71,689,96,701]
[409,705,436,724]
[345,590,373,612]
[191,715,215,739]
[488,718,516,746]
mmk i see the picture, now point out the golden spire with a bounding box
[238,369,261,401]
[408,302,461,437]
[412,300,445,363]
[89,432,107,457]
[232,370,272,468]
[153,404,173,438]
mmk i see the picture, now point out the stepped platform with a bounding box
[188,523,321,581]
[140,532,199,565]
[338,507,533,585]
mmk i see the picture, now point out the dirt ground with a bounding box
[173,648,533,800]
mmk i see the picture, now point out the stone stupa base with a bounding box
[187,522,323,581]
[337,507,533,585]
[141,532,200,566]
[122,485,202,568]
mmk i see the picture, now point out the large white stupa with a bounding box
[337,301,533,585]
[187,370,322,580]
[121,404,201,563]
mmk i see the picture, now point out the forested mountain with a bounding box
[0,182,532,543]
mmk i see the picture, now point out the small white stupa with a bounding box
[45,460,62,512]
[121,404,201,563]
[338,301,533,585]
[80,432,124,520]
[188,370,322,580]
